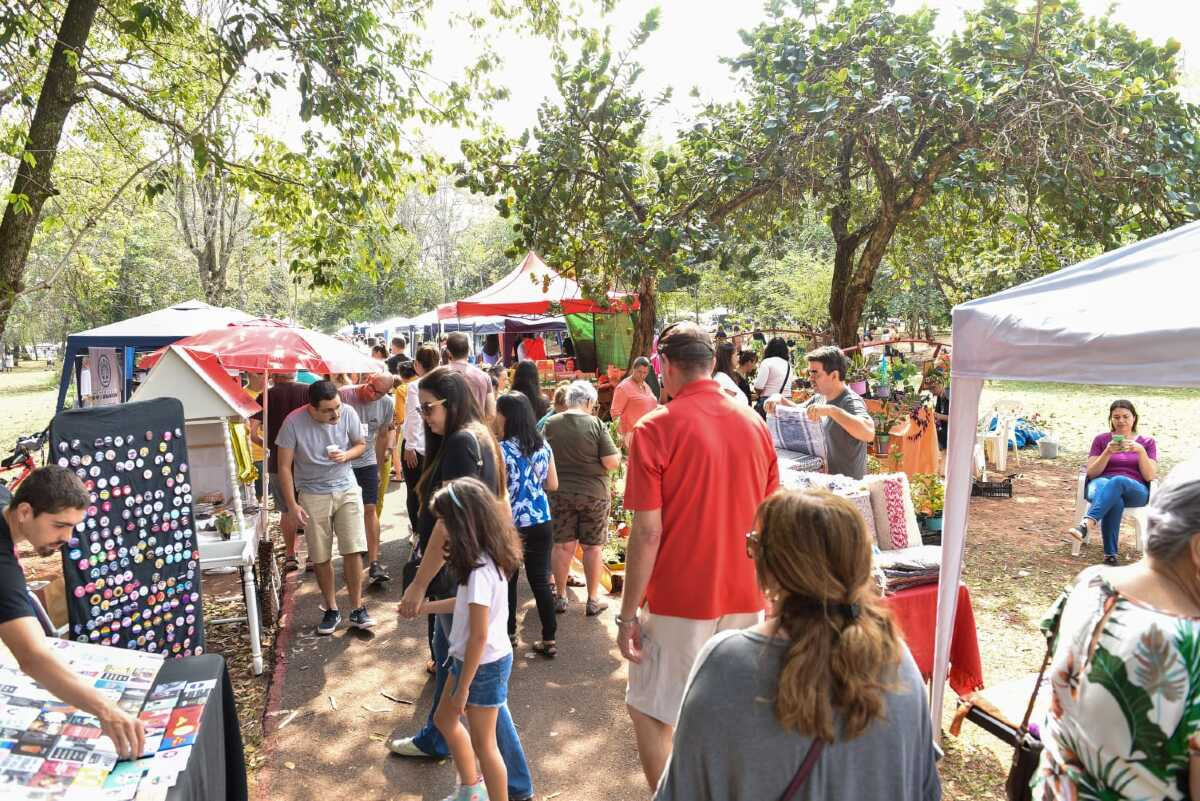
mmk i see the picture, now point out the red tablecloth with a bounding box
[884,582,984,697]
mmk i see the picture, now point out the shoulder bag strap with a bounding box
[778,739,824,801]
[1018,635,1055,736]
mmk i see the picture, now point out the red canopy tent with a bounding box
[436,251,637,320]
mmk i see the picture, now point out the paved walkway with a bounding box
[256,480,648,801]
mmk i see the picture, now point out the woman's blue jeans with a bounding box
[411,614,533,798]
[1086,476,1150,557]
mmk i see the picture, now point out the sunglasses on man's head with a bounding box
[419,399,446,416]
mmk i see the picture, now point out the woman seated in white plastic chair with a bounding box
[1066,399,1156,565]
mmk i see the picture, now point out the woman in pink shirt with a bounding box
[1066,399,1157,565]
[610,357,659,448]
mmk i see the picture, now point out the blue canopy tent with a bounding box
[56,300,254,411]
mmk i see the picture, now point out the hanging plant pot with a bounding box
[850,380,868,395]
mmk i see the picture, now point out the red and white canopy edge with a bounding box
[139,318,383,506]
[436,251,638,320]
[934,219,1200,734]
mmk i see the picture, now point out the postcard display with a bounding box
[0,639,220,799]
[52,397,205,657]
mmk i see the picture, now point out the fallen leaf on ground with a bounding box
[380,692,413,704]
[361,705,389,713]
[329,695,338,710]
[285,762,295,770]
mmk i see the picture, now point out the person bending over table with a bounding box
[0,466,145,759]
[1066,399,1157,565]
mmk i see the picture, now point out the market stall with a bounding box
[56,300,254,412]
[934,219,1200,732]
[436,251,637,372]
[0,638,246,800]
[130,346,266,675]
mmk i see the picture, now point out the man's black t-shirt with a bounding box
[253,381,312,473]
[0,512,33,624]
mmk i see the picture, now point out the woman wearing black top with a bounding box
[511,360,550,419]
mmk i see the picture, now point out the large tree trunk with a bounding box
[0,0,99,343]
[828,218,901,347]
[629,272,657,367]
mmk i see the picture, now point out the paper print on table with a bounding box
[54,397,206,658]
[147,745,190,779]
[147,682,184,701]
[161,706,201,749]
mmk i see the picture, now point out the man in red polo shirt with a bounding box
[616,322,779,790]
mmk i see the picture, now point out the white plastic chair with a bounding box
[1074,471,1158,554]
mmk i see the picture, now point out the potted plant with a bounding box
[846,352,870,395]
[910,473,945,532]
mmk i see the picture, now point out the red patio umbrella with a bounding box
[139,319,382,504]
[139,318,379,374]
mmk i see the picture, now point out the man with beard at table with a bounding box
[0,466,145,759]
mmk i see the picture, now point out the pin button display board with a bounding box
[52,398,205,657]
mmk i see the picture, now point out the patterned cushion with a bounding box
[865,473,922,550]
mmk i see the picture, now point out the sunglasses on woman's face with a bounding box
[419,399,446,416]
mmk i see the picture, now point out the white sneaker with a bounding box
[388,736,428,757]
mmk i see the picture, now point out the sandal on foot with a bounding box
[425,659,436,675]
[567,575,585,587]
[532,640,557,658]
[283,555,300,572]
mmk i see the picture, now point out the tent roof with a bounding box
[952,221,1200,388]
[130,346,259,420]
[437,252,636,320]
[68,300,255,346]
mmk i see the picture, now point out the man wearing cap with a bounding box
[616,322,779,790]
[0,467,145,759]
[277,380,374,635]
[339,373,396,584]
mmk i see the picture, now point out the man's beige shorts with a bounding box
[298,487,368,564]
[625,609,762,727]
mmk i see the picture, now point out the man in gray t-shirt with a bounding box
[803,346,874,479]
[276,380,375,636]
[339,375,396,584]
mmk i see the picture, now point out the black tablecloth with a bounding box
[158,654,247,801]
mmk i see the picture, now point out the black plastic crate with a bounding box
[972,476,1014,498]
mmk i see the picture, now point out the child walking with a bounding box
[423,476,524,801]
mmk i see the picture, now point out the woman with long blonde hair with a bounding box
[654,489,941,800]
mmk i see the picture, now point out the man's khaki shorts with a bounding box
[298,487,367,564]
[625,608,762,727]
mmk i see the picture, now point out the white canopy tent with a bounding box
[932,220,1200,729]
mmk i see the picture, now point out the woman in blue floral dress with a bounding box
[1036,459,1200,800]
[495,391,560,656]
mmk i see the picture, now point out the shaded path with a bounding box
[256,481,647,800]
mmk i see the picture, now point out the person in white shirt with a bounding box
[752,337,792,416]
[712,342,749,403]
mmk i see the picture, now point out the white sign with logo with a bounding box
[88,348,122,406]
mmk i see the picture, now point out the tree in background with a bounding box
[687,0,1200,345]
[0,0,589,343]
[460,11,745,359]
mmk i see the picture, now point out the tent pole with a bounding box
[929,375,984,738]
[261,368,270,525]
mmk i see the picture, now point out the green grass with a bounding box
[0,367,61,460]
[980,380,1200,469]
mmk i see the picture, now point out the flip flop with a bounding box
[532,641,557,658]
[283,556,299,573]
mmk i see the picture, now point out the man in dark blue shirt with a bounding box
[0,466,144,758]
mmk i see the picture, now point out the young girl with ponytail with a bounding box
[654,488,943,800]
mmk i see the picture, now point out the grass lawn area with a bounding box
[0,366,60,458]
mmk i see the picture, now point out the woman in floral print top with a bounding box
[1036,460,1200,800]
[494,391,560,657]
